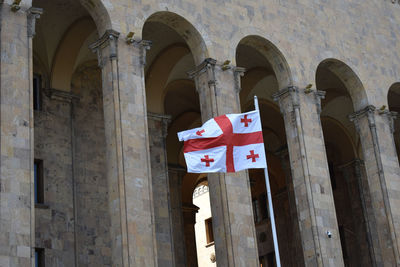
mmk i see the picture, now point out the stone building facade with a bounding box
[1,0,400,266]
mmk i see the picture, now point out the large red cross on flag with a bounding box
[177,110,267,173]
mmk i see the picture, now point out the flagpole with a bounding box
[254,95,281,267]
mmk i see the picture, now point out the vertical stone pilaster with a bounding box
[338,159,373,266]
[168,167,187,267]
[273,87,344,266]
[0,4,41,266]
[90,31,156,266]
[182,203,199,267]
[275,147,305,267]
[148,113,175,267]
[349,105,400,266]
[188,58,259,266]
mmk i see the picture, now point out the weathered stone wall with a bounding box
[34,91,75,266]
[71,62,111,266]
[34,62,111,266]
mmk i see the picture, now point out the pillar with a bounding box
[90,31,156,266]
[188,58,259,266]
[338,159,373,266]
[349,105,400,265]
[275,147,305,267]
[272,87,344,266]
[148,113,175,266]
[182,203,199,267]
[168,167,187,267]
[0,4,41,266]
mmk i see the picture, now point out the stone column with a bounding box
[90,31,156,266]
[188,58,259,266]
[168,167,187,267]
[147,113,175,267]
[349,105,400,265]
[338,159,373,266]
[272,87,344,266]
[275,147,305,267]
[182,203,199,267]
[0,4,41,266]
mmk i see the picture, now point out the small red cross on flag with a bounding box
[178,110,267,173]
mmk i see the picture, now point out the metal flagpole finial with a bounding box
[254,95,259,111]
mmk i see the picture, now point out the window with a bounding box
[205,217,214,244]
[35,248,45,267]
[34,159,44,204]
[33,74,42,111]
[252,198,260,223]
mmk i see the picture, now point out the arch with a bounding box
[50,17,96,91]
[79,0,112,36]
[321,116,358,162]
[142,11,209,65]
[317,58,368,110]
[236,35,293,90]
[145,44,191,113]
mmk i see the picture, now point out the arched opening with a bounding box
[317,59,373,266]
[388,83,400,164]
[236,36,301,266]
[32,0,111,265]
[143,11,208,266]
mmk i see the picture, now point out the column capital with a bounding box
[27,7,43,38]
[126,38,152,65]
[273,86,326,114]
[188,58,245,93]
[272,86,299,113]
[147,112,171,138]
[349,105,376,133]
[89,29,120,68]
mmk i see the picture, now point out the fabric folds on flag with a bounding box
[177,110,267,173]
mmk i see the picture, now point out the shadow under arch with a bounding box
[388,82,400,163]
[143,11,209,65]
[236,35,293,90]
[317,58,368,111]
[50,17,97,91]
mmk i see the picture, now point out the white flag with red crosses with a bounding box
[177,110,267,173]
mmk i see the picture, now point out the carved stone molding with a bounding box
[44,88,80,103]
[348,105,376,133]
[313,90,326,114]
[27,7,43,38]
[188,58,245,93]
[128,39,152,66]
[272,86,299,114]
[89,29,120,68]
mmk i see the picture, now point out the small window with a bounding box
[252,198,260,223]
[35,248,45,267]
[33,74,42,111]
[34,159,44,204]
[205,217,214,244]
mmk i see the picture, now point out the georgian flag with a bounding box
[177,110,267,173]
